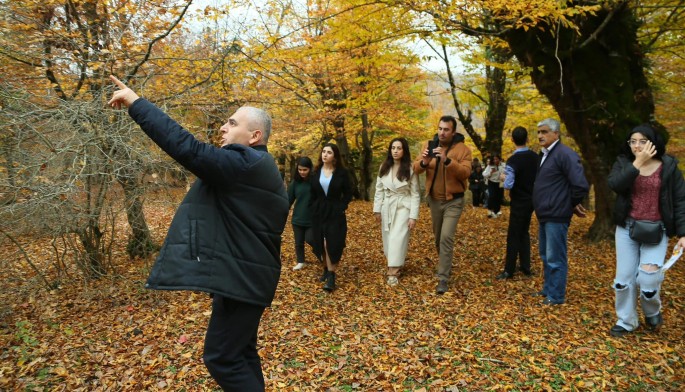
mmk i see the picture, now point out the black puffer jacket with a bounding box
[129,99,289,307]
[608,154,685,238]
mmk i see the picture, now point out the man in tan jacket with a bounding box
[414,115,472,294]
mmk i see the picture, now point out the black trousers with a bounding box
[471,187,483,206]
[292,223,314,264]
[487,182,503,214]
[203,295,266,391]
[504,199,534,275]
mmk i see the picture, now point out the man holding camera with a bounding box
[414,115,472,294]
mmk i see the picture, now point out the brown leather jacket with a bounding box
[413,134,472,200]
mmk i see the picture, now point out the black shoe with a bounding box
[530,290,546,297]
[520,269,534,277]
[323,272,336,292]
[496,271,512,280]
[610,325,632,337]
[319,267,329,282]
[645,313,663,331]
[436,280,448,294]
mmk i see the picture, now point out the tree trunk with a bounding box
[332,114,361,199]
[358,110,373,201]
[77,171,111,277]
[0,130,18,205]
[482,46,511,158]
[286,153,298,185]
[119,174,157,259]
[441,43,511,159]
[504,3,658,241]
[79,217,106,277]
[441,44,483,154]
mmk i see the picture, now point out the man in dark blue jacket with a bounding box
[532,118,589,305]
[109,76,289,391]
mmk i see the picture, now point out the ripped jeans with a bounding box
[613,223,668,331]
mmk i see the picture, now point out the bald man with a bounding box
[110,76,288,391]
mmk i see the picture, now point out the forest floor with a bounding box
[1,191,684,391]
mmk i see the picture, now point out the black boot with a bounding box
[319,267,328,282]
[323,272,336,292]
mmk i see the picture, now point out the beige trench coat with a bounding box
[373,169,420,267]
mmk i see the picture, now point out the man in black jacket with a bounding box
[109,76,289,391]
[497,126,539,280]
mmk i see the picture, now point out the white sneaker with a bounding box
[293,263,305,271]
[497,211,502,216]
[387,276,399,286]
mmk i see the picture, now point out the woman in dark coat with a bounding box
[310,143,353,292]
[469,163,484,207]
[288,156,315,271]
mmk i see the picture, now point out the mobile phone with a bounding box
[427,135,439,157]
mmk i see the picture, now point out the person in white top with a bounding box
[483,155,506,217]
[374,138,420,286]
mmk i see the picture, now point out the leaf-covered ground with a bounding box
[1,195,684,391]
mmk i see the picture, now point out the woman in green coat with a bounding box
[288,157,315,271]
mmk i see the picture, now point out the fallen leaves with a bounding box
[1,199,685,391]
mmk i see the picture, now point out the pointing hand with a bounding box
[108,75,140,109]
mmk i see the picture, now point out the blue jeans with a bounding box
[614,223,667,331]
[538,222,569,304]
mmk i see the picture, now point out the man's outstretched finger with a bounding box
[110,75,127,89]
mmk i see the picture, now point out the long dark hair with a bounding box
[316,143,344,170]
[620,124,666,160]
[293,156,313,183]
[378,137,411,182]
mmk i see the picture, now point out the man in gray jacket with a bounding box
[533,118,589,305]
[109,76,289,391]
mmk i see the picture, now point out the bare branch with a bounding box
[0,227,53,291]
[642,0,685,50]
[578,4,623,50]
[125,0,194,83]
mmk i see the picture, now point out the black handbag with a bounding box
[629,220,664,245]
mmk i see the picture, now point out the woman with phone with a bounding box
[607,124,685,337]
[483,155,505,218]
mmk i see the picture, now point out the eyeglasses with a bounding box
[628,139,648,146]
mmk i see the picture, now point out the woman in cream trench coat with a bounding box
[374,137,420,286]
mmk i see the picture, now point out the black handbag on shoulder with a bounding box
[628,220,664,245]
